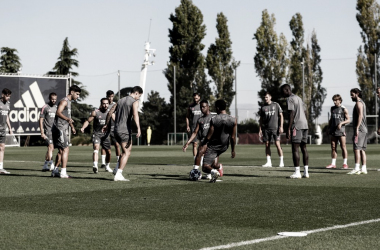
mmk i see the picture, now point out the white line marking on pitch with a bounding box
[199,218,380,250]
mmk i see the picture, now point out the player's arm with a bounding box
[279,112,284,134]
[201,123,214,146]
[328,107,333,130]
[230,118,237,158]
[186,107,191,132]
[132,101,141,137]
[183,123,200,152]
[287,110,295,140]
[81,111,96,133]
[6,114,12,135]
[355,101,363,136]
[338,108,350,129]
[103,103,117,132]
[39,117,46,139]
[258,115,263,137]
[56,99,72,123]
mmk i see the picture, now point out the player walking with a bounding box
[51,85,81,178]
[183,100,216,179]
[186,93,202,164]
[103,86,142,181]
[200,99,237,183]
[281,84,309,179]
[81,98,113,173]
[259,92,284,167]
[348,88,368,175]
[0,88,13,174]
[326,94,350,169]
[39,92,57,171]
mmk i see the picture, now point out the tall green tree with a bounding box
[164,0,211,132]
[356,0,380,114]
[206,12,240,113]
[0,47,22,73]
[253,10,289,107]
[288,13,305,97]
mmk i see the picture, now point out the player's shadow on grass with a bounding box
[2,172,113,181]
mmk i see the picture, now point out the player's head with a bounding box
[106,90,114,102]
[264,92,272,104]
[200,100,209,115]
[215,99,226,113]
[193,92,201,103]
[376,87,380,98]
[69,85,81,101]
[49,92,57,105]
[350,88,362,102]
[332,94,342,106]
[130,86,143,100]
[280,84,292,97]
[1,88,12,102]
[100,97,109,110]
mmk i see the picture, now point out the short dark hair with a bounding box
[131,86,143,94]
[280,84,291,92]
[332,94,342,102]
[350,88,362,98]
[264,92,272,97]
[100,97,109,104]
[69,85,81,93]
[215,99,226,110]
[193,92,201,97]
[2,88,12,95]
[106,90,114,96]
[200,99,209,106]
[49,92,57,99]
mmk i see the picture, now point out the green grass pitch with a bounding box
[1,144,380,249]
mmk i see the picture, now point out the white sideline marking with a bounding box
[199,218,380,250]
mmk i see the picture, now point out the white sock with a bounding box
[343,158,347,164]
[49,160,53,165]
[362,165,367,171]
[295,166,300,174]
[211,169,218,174]
[193,165,199,170]
[106,163,110,168]
[332,158,336,165]
[304,165,309,174]
[267,156,271,163]
[117,156,120,162]
[0,162,3,169]
[355,163,360,171]
[61,168,67,175]
[117,169,123,174]
[101,155,106,165]
[279,156,283,162]
[93,162,98,168]
[200,156,204,166]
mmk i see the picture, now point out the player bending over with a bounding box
[326,94,350,169]
[199,99,236,183]
[81,98,113,173]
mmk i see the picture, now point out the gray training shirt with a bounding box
[287,94,308,130]
[40,104,57,133]
[208,114,236,151]
[197,113,216,140]
[260,102,283,130]
[108,102,116,132]
[329,105,347,136]
[114,96,136,134]
[53,97,71,131]
[352,99,367,133]
[0,100,10,132]
[188,102,202,132]
[93,108,109,136]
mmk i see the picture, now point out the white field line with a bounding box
[199,218,380,250]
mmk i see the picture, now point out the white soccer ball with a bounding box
[189,169,202,181]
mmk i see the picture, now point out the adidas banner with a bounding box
[0,75,67,135]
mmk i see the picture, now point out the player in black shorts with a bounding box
[200,99,237,183]
[0,88,13,174]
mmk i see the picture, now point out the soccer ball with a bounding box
[189,169,202,181]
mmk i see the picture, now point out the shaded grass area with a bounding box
[1,144,380,249]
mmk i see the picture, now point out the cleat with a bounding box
[347,169,361,175]
[100,164,106,169]
[60,174,72,179]
[0,169,10,174]
[210,171,220,183]
[114,174,129,182]
[289,172,302,179]
[93,166,98,174]
[105,167,113,173]
[218,164,223,177]
[42,166,50,172]
[302,173,310,178]
[342,164,349,169]
[205,174,212,180]
[51,168,60,177]
[262,163,272,167]
[326,164,336,169]
[279,163,285,167]
[361,170,368,175]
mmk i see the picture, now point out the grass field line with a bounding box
[199,218,380,250]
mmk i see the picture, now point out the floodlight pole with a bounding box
[174,66,177,145]
[235,68,238,145]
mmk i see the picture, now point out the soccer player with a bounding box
[51,85,81,178]
[183,100,216,179]
[186,93,202,163]
[80,98,113,173]
[39,92,57,171]
[259,92,284,167]
[280,84,309,179]
[199,99,237,183]
[104,90,121,170]
[348,88,368,175]
[103,86,142,181]
[0,88,13,174]
[376,87,380,136]
[326,94,350,169]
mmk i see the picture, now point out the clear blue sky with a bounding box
[1,0,363,123]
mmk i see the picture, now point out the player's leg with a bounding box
[102,136,113,172]
[113,132,132,181]
[327,136,338,168]
[113,137,121,170]
[262,130,272,167]
[202,148,220,183]
[359,133,367,174]
[348,132,366,175]
[0,140,10,174]
[92,143,100,174]
[100,148,106,168]
[211,156,223,177]
[59,147,70,178]
[275,132,284,167]
[192,141,198,158]
[339,136,348,168]
[300,130,309,178]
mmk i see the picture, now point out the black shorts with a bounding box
[291,128,308,144]
[262,129,280,142]
[52,126,69,149]
[0,131,5,144]
[114,131,131,144]
[93,133,111,150]
[203,147,227,166]
[353,131,367,151]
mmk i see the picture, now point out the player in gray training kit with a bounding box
[51,85,81,178]
[281,84,309,179]
[81,98,113,174]
[347,88,368,175]
[39,92,58,171]
[259,92,284,167]
[183,100,216,179]
[0,88,13,174]
[103,86,143,181]
[186,93,202,161]
[326,94,350,169]
[105,90,121,170]
[200,99,237,183]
